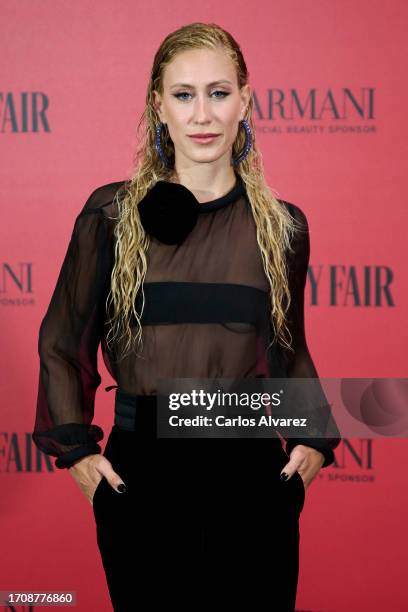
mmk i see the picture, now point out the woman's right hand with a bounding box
[68,454,127,506]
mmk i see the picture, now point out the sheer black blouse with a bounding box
[32,172,340,469]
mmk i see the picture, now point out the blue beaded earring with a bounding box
[155,122,172,169]
[155,119,252,168]
[232,119,252,166]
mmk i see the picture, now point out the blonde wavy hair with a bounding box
[105,22,300,363]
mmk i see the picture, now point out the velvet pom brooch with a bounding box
[137,180,201,245]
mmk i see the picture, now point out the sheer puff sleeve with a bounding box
[32,186,114,469]
[280,201,342,468]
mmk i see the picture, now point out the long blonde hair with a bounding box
[105,22,299,363]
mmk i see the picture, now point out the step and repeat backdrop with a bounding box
[1,1,407,611]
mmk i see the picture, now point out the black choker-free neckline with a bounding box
[137,171,247,245]
[195,172,246,213]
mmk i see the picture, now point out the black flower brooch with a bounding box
[138,180,201,245]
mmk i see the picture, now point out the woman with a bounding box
[32,22,340,611]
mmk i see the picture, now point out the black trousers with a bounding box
[92,393,305,611]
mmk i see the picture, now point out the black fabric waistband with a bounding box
[113,389,284,447]
[114,390,159,434]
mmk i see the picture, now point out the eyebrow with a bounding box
[169,80,233,89]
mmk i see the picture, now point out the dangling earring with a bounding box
[155,122,171,168]
[155,119,252,168]
[232,119,252,166]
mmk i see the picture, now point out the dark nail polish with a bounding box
[117,483,127,493]
[280,472,289,481]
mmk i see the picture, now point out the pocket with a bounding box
[293,470,306,513]
[91,476,106,509]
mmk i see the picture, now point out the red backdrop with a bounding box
[1,1,407,610]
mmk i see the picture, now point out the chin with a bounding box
[191,148,226,162]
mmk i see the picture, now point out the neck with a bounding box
[168,169,238,204]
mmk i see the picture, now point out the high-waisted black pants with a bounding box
[92,391,305,611]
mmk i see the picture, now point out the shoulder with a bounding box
[277,198,308,230]
[79,180,128,216]
[277,199,310,262]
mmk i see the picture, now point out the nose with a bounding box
[193,94,212,123]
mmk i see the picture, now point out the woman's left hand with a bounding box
[280,444,325,491]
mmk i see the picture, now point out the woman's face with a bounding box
[153,47,251,168]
